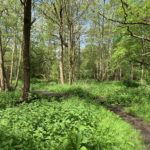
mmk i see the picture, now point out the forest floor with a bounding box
[1,81,150,149]
[107,105,150,149]
[33,90,150,149]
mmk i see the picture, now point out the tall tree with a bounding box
[21,0,32,101]
[0,29,9,90]
[0,7,10,91]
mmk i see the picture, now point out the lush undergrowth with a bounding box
[0,98,143,150]
[31,80,150,106]
[0,91,20,109]
[31,80,150,124]
[0,80,149,149]
[0,80,149,109]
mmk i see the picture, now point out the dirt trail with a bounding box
[107,106,150,149]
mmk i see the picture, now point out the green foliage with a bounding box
[0,98,143,150]
[122,80,140,88]
[0,91,20,109]
[125,87,150,123]
[0,81,149,149]
[31,81,150,106]
[125,102,150,123]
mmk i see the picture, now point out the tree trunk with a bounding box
[114,70,118,80]
[59,10,65,84]
[96,61,99,80]
[101,1,105,81]
[59,36,64,84]
[9,34,16,85]
[130,63,134,80]
[141,64,144,83]
[0,29,5,90]
[0,29,9,91]
[68,24,74,85]
[77,34,81,80]
[59,57,64,84]
[119,68,122,81]
[14,45,22,90]
[140,39,145,84]
[21,0,32,101]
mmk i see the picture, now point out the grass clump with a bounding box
[125,102,150,123]
[0,98,144,150]
[0,91,20,109]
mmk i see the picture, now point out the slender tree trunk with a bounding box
[0,29,5,90]
[100,0,105,81]
[77,34,81,80]
[59,26,64,84]
[14,45,22,90]
[141,40,145,83]
[99,61,102,80]
[140,39,145,84]
[114,70,118,80]
[119,68,122,81]
[68,24,74,85]
[130,63,134,80]
[0,29,9,91]
[68,51,74,85]
[141,63,144,83]
[96,61,99,80]
[97,23,101,81]
[21,0,32,101]
[59,36,64,84]
[9,48,15,85]
[9,34,16,85]
[59,56,64,84]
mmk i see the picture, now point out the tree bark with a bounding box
[141,63,144,83]
[119,68,122,81]
[9,34,16,85]
[68,24,74,85]
[99,1,105,81]
[77,34,81,80]
[130,63,134,80]
[59,6,65,84]
[0,29,9,91]
[14,45,22,90]
[0,29,5,90]
[140,39,145,84]
[21,0,32,101]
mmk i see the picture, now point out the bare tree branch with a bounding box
[20,0,25,5]
[127,26,150,42]
[120,0,128,22]
[31,18,36,26]
[98,12,150,26]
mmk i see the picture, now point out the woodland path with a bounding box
[107,106,150,149]
[32,90,150,149]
